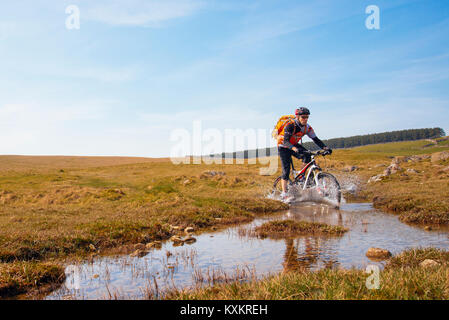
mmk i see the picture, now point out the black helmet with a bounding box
[295,107,310,115]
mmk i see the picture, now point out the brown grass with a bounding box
[1,137,448,298]
[163,248,449,300]
[0,155,287,297]
[321,139,449,225]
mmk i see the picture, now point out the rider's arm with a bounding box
[306,126,327,149]
[312,137,326,149]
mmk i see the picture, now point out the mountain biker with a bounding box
[278,107,332,201]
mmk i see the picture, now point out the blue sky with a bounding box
[1,0,448,157]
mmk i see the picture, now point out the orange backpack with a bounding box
[271,115,295,140]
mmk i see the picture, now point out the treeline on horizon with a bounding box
[209,127,446,159]
[303,127,446,151]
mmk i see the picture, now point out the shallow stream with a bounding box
[46,202,449,300]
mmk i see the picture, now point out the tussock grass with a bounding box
[164,248,449,300]
[0,261,65,298]
[254,220,348,238]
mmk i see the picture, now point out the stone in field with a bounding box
[420,259,440,268]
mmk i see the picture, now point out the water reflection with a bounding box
[46,202,449,300]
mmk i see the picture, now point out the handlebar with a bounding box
[298,149,331,157]
[314,149,332,156]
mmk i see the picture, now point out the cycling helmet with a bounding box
[295,107,310,115]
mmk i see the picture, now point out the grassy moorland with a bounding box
[323,137,449,225]
[0,155,286,297]
[164,247,449,300]
[0,137,448,298]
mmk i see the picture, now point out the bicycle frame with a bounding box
[291,153,322,190]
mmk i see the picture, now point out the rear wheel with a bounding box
[314,172,341,208]
[272,176,293,194]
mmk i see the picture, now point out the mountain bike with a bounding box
[273,150,341,208]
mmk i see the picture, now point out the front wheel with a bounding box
[314,172,341,208]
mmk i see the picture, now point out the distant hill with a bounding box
[208,127,446,159]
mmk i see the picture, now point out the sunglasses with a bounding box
[299,115,309,119]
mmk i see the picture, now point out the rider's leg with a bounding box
[278,147,292,193]
[281,179,288,193]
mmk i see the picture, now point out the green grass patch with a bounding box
[254,220,348,238]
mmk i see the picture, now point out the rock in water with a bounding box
[170,236,184,245]
[184,227,194,233]
[130,249,148,257]
[366,247,392,259]
[134,243,146,250]
[183,236,197,244]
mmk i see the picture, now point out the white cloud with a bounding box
[83,0,204,27]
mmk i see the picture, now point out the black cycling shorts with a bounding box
[278,146,311,180]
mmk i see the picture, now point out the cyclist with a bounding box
[278,107,332,202]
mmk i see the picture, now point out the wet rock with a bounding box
[420,259,440,268]
[130,249,149,257]
[93,274,99,279]
[431,151,449,163]
[170,236,184,245]
[183,236,197,244]
[134,243,146,250]
[366,247,392,260]
[424,226,432,231]
[146,242,162,249]
[170,225,183,232]
[184,227,194,233]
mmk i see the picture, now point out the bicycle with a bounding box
[273,150,341,208]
